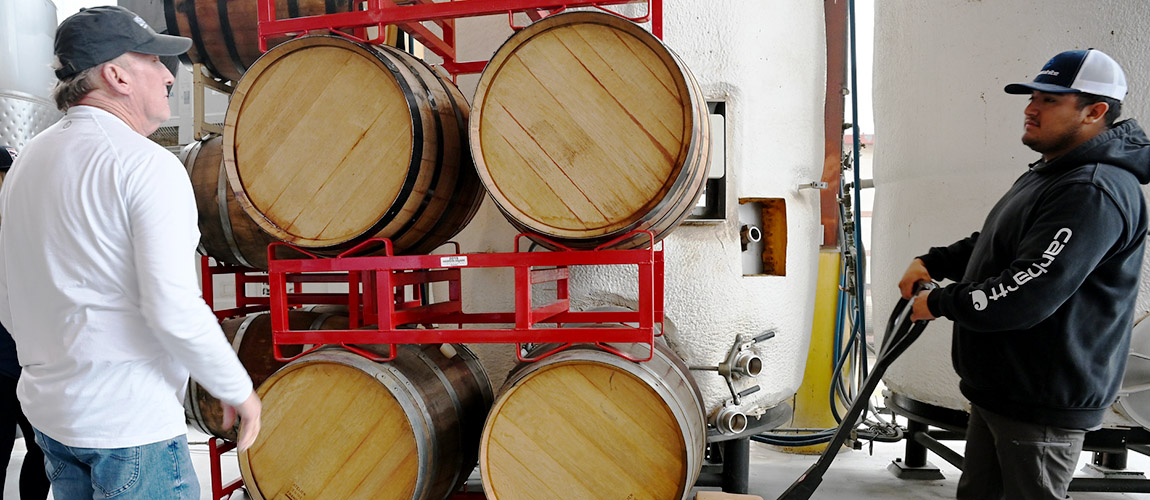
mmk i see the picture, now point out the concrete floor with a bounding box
[736,437,1150,500]
[5,427,1150,499]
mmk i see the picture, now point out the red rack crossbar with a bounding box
[257,0,663,75]
[267,232,664,364]
[200,256,352,321]
[200,256,268,320]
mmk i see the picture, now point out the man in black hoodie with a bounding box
[899,49,1150,499]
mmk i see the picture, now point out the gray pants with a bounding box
[957,404,1086,500]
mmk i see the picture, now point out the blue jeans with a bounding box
[33,430,199,500]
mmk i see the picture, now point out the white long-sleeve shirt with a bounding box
[0,106,252,448]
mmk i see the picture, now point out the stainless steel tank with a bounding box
[0,0,62,149]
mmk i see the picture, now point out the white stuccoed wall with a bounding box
[871,1,1150,420]
[436,1,828,416]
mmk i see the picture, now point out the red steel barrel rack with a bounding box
[245,232,665,500]
[267,231,665,363]
[199,231,666,500]
[194,3,669,499]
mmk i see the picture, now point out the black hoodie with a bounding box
[918,119,1150,429]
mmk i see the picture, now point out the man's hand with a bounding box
[910,289,935,322]
[899,258,932,299]
[222,391,262,452]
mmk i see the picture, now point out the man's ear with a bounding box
[99,60,132,96]
[1084,101,1109,125]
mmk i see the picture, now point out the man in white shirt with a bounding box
[0,6,261,499]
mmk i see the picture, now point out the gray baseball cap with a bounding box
[54,6,192,79]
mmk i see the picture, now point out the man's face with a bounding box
[122,52,174,135]
[1021,91,1089,159]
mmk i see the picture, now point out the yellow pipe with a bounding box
[782,249,843,454]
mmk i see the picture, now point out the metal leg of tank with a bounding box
[720,437,750,493]
[1078,448,1150,492]
[887,419,945,480]
[1071,427,1150,492]
[697,438,750,493]
[1078,428,1150,488]
[1089,450,1130,473]
[885,393,970,480]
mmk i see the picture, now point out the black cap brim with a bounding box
[133,33,193,57]
[1004,82,1082,95]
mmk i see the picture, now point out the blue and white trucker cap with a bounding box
[1004,49,1127,102]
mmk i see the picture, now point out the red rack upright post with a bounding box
[208,438,243,500]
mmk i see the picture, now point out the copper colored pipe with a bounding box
[821,0,849,248]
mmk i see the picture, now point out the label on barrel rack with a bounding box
[440,256,468,267]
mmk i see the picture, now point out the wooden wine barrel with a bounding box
[401,66,485,256]
[223,35,481,256]
[470,11,711,250]
[239,344,493,500]
[185,308,347,441]
[480,342,705,500]
[162,0,357,83]
[182,136,279,269]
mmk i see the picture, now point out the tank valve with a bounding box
[689,329,775,405]
[711,406,749,435]
[732,350,763,377]
[739,224,762,251]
